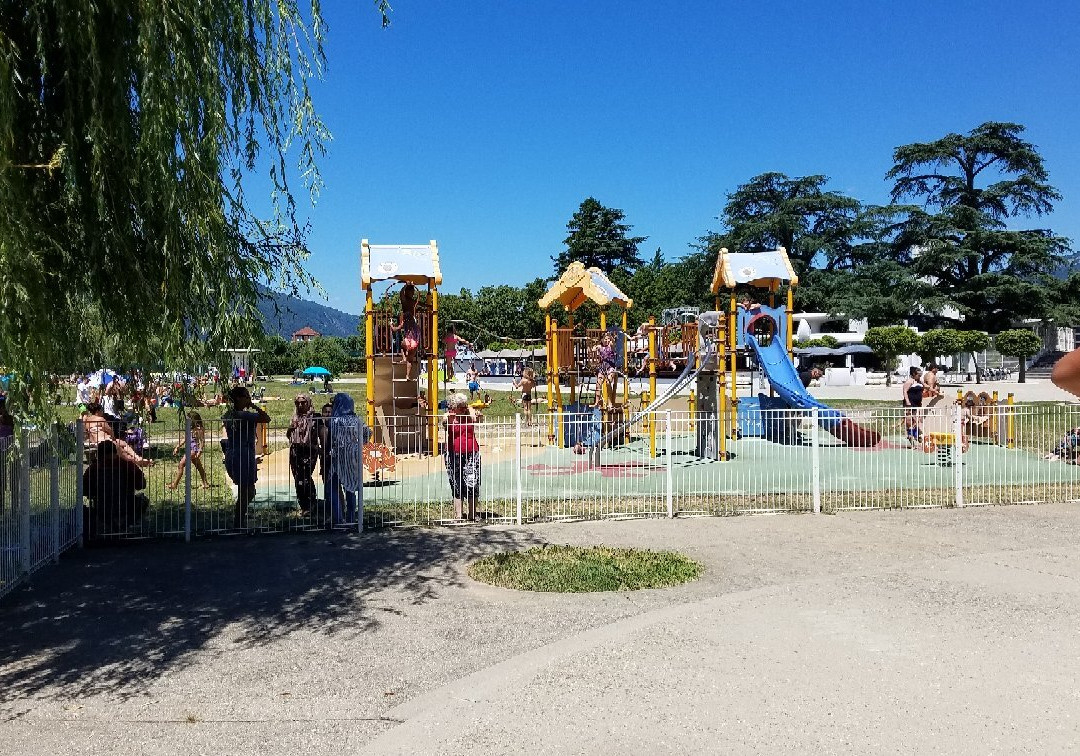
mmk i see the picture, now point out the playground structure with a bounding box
[537,262,634,448]
[710,247,882,448]
[361,239,441,457]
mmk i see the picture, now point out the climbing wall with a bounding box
[371,356,429,454]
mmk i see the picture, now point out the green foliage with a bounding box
[798,335,840,348]
[888,122,1072,331]
[553,197,647,276]
[0,0,392,416]
[863,326,919,385]
[917,329,966,363]
[994,329,1042,358]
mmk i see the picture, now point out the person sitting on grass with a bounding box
[1046,427,1080,463]
[83,402,154,467]
[168,411,210,490]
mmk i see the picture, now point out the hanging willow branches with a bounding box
[0,0,390,414]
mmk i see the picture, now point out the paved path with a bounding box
[3,504,1080,753]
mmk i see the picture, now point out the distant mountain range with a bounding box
[257,288,361,339]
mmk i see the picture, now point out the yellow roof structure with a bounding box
[537,262,633,311]
[711,247,799,293]
[361,239,442,288]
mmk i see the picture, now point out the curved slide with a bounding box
[597,342,716,448]
[746,334,880,447]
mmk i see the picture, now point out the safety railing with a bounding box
[8,401,1080,597]
[0,427,83,601]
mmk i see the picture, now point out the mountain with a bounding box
[257,288,361,339]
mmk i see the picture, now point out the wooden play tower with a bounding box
[361,240,441,456]
[538,262,633,446]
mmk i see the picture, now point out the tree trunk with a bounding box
[972,352,982,384]
[1019,359,1027,384]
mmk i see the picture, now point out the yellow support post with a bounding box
[567,313,576,406]
[553,325,564,447]
[648,315,657,458]
[599,309,608,406]
[688,389,696,430]
[545,313,554,444]
[364,287,376,429]
[991,390,999,436]
[786,288,794,359]
[621,309,630,419]
[1006,392,1015,448]
[428,281,439,456]
[729,294,738,412]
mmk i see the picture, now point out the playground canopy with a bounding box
[360,240,442,287]
[538,261,632,311]
[711,247,799,292]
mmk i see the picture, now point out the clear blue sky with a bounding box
[292,0,1080,314]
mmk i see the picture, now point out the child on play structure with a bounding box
[592,332,618,408]
[390,283,422,380]
[442,325,472,382]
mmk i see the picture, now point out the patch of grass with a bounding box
[468,544,702,592]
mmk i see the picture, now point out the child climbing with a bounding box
[390,283,422,380]
[592,331,618,409]
[168,411,210,490]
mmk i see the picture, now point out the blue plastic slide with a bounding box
[746,334,880,447]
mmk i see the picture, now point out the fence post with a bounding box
[49,426,61,563]
[18,428,31,575]
[75,421,84,547]
[515,414,523,525]
[665,411,673,518]
[953,404,964,508]
[357,417,365,533]
[184,415,192,542]
[811,408,821,514]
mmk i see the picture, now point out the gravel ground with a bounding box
[3,503,1080,754]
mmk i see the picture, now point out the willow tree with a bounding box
[0,1,389,413]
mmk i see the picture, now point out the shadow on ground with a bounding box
[0,527,538,704]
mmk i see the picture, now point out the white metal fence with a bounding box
[5,402,1080,599]
[0,428,84,601]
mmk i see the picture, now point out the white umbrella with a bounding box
[87,369,118,388]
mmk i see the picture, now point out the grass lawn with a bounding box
[468,544,703,592]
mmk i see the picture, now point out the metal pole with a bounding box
[648,316,657,458]
[358,418,365,533]
[76,420,84,547]
[954,404,964,507]
[18,428,30,575]
[665,411,673,518]
[515,413,523,525]
[811,408,821,514]
[184,415,192,542]
[49,426,60,563]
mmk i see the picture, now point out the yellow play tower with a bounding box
[538,262,633,446]
[361,240,441,457]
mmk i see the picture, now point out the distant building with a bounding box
[291,326,321,343]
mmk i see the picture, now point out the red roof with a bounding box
[292,326,321,337]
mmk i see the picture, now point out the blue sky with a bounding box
[291,0,1080,314]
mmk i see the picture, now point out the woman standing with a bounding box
[286,394,320,516]
[901,366,924,448]
[222,386,271,527]
[442,392,482,520]
[327,392,365,527]
[442,325,472,382]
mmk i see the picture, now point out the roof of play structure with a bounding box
[360,239,442,288]
[537,262,633,311]
[711,247,799,292]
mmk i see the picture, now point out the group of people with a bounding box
[900,364,945,446]
[285,392,365,525]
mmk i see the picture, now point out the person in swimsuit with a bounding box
[390,283,422,380]
[443,325,472,382]
[922,363,943,406]
[901,366,924,447]
[513,367,537,426]
[168,411,210,490]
